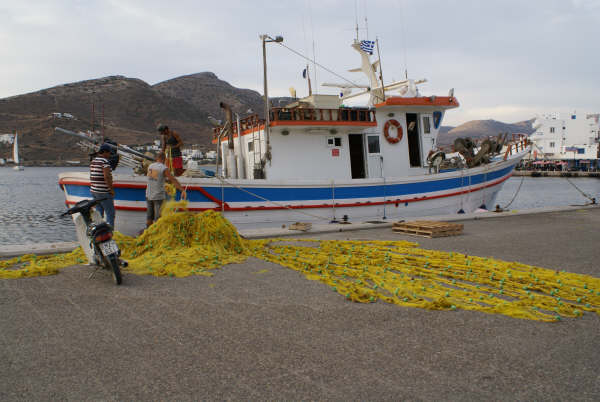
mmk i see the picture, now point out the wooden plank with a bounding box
[289,222,312,232]
[392,220,463,238]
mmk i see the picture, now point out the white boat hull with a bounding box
[59,151,527,236]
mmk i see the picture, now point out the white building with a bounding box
[529,112,600,170]
[0,134,14,144]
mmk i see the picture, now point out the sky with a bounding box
[1,0,599,126]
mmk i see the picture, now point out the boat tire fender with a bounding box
[384,119,402,144]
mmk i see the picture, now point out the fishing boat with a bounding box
[13,133,24,171]
[58,36,530,235]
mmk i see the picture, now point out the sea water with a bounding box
[0,167,599,246]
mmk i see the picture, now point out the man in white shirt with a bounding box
[145,152,186,228]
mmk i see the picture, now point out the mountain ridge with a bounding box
[0,73,534,164]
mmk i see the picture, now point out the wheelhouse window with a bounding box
[327,137,342,147]
[422,116,431,134]
[248,141,254,152]
[367,135,380,154]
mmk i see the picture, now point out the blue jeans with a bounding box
[91,192,115,228]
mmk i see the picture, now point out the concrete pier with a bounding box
[1,206,599,400]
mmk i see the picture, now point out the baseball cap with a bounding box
[99,143,112,153]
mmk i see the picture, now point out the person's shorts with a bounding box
[146,199,164,221]
[170,156,183,169]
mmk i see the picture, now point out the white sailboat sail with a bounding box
[13,132,24,170]
[13,133,20,164]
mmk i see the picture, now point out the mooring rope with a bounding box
[500,174,525,210]
[530,142,596,204]
[216,176,332,221]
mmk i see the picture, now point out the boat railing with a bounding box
[213,114,264,138]
[504,133,530,160]
[213,107,377,138]
[270,107,376,124]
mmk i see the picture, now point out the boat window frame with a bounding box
[366,135,381,154]
[422,115,432,134]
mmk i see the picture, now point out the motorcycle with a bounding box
[62,198,123,285]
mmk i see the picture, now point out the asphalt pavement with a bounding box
[1,208,599,400]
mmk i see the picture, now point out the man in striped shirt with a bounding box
[90,143,115,227]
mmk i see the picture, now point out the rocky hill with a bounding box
[437,119,534,146]
[0,74,265,164]
[153,72,264,120]
[0,72,535,164]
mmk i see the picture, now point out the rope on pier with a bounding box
[2,202,599,322]
[215,176,333,221]
[530,142,596,204]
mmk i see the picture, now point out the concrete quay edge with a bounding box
[2,204,597,258]
[0,241,80,258]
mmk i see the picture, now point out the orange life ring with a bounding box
[384,119,403,144]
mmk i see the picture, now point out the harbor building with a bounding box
[528,112,600,170]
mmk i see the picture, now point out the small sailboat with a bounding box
[13,132,24,171]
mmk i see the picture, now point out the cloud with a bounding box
[0,0,599,125]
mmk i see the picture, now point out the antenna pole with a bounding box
[376,38,385,102]
[355,0,359,41]
[306,64,313,96]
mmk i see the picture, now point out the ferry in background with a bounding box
[58,35,529,235]
[527,112,600,171]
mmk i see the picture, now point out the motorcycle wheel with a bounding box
[103,253,123,285]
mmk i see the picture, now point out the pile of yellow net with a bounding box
[2,201,599,322]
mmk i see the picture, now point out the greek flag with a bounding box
[360,40,375,55]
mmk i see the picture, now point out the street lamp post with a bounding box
[260,34,283,169]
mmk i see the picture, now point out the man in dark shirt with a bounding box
[158,124,185,176]
[90,144,116,227]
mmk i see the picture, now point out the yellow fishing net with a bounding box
[2,201,599,322]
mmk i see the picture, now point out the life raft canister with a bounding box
[383,119,403,144]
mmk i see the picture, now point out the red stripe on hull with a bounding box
[63,173,512,212]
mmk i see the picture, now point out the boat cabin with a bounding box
[216,93,458,181]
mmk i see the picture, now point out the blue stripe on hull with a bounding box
[63,164,515,203]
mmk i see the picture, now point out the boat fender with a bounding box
[383,119,402,144]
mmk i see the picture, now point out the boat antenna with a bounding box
[376,37,385,102]
[363,0,369,39]
[308,1,317,92]
[398,0,409,79]
[354,0,359,41]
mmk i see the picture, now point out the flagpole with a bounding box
[376,38,386,102]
